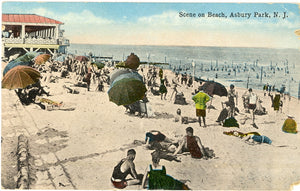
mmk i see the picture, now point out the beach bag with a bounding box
[223,117,239,128]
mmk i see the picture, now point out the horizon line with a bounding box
[69,42,299,50]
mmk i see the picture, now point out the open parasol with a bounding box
[75,56,89,62]
[35,54,51,65]
[3,51,41,76]
[202,81,228,97]
[108,71,147,106]
[92,62,105,69]
[2,65,41,90]
[125,53,140,70]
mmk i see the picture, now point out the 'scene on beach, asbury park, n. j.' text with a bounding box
[179,11,288,19]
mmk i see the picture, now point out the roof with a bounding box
[2,14,63,24]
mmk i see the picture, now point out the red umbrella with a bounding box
[75,56,89,62]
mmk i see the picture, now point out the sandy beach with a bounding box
[1,62,300,190]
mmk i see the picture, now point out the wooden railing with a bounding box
[2,37,70,46]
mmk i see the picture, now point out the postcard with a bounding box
[1,1,300,190]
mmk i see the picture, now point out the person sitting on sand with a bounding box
[282,115,298,134]
[111,149,142,189]
[216,101,230,125]
[145,130,177,152]
[173,127,207,159]
[242,90,250,113]
[141,150,189,190]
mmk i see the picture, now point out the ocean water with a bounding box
[67,44,300,97]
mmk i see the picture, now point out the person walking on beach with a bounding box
[227,84,237,117]
[173,127,207,159]
[159,78,168,100]
[84,67,92,91]
[170,79,180,101]
[111,149,142,189]
[247,88,258,128]
[192,86,211,127]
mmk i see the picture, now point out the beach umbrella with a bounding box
[55,55,66,63]
[110,68,142,85]
[202,81,228,97]
[2,65,41,90]
[108,72,147,106]
[3,51,41,76]
[115,61,126,68]
[125,53,140,70]
[75,56,89,62]
[35,54,51,65]
[92,62,105,69]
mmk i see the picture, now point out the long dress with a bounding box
[159,79,167,94]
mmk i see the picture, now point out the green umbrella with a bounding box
[92,62,105,69]
[108,72,147,106]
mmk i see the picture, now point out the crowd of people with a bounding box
[5,52,297,190]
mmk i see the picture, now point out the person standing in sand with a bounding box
[111,149,141,189]
[227,84,237,117]
[173,127,207,159]
[247,88,258,128]
[170,79,180,101]
[192,86,211,127]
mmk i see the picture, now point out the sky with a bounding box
[1,1,300,48]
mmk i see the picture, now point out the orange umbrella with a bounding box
[2,65,41,90]
[35,54,51,65]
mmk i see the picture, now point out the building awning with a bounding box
[2,14,63,24]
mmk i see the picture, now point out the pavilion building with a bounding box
[2,13,70,58]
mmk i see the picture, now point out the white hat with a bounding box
[287,114,294,118]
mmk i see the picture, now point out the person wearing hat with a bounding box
[282,115,297,134]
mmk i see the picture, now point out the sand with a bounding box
[1,63,300,190]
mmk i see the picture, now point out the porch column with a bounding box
[21,24,25,39]
[54,25,59,39]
